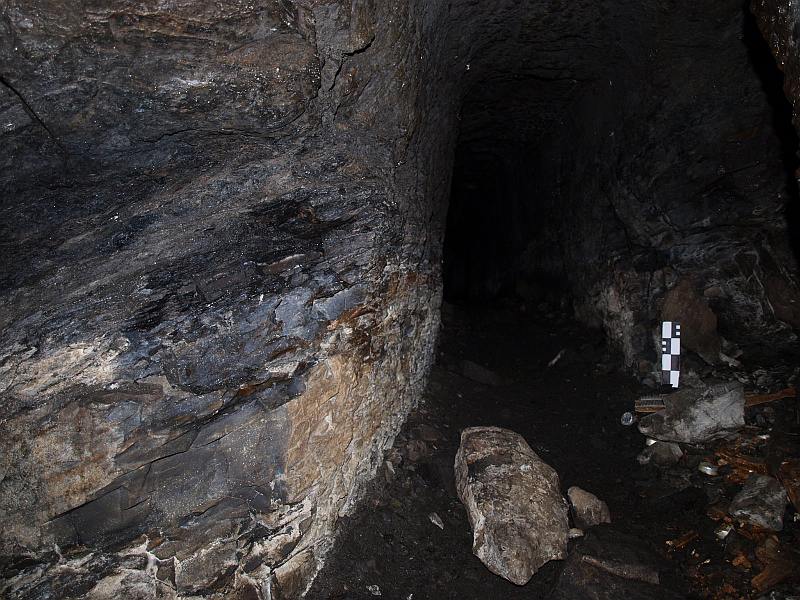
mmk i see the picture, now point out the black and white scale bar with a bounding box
[660,321,681,388]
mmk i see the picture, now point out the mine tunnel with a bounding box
[2,1,800,599]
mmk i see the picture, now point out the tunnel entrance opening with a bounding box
[443,146,523,305]
[442,139,572,308]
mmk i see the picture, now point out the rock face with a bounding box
[454,426,568,585]
[729,474,789,531]
[637,383,745,443]
[444,0,800,369]
[567,487,612,530]
[661,279,721,363]
[0,2,448,598]
[752,0,800,133]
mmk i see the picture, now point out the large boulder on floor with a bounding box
[637,382,744,443]
[454,426,568,585]
[729,474,788,531]
[567,487,612,529]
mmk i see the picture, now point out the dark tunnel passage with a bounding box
[443,2,800,316]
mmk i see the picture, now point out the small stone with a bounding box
[567,487,612,529]
[455,426,568,585]
[729,474,788,531]
[367,584,382,596]
[637,441,683,466]
[697,461,719,476]
[569,528,584,539]
[428,512,444,529]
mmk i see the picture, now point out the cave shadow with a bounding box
[742,1,800,265]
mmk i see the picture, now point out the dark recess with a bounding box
[742,2,800,262]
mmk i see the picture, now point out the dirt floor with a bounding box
[306,303,800,600]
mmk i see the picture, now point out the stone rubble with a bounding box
[729,474,789,532]
[637,441,684,466]
[567,487,612,530]
[454,426,568,585]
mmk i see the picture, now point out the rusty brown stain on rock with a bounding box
[661,278,721,362]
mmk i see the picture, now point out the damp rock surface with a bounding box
[454,426,568,585]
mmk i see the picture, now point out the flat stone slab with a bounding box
[454,426,568,585]
[638,382,744,443]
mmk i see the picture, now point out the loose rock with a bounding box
[637,382,744,443]
[636,441,683,466]
[729,474,788,531]
[428,512,444,529]
[567,487,612,529]
[549,527,681,600]
[454,426,568,585]
[461,360,506,386]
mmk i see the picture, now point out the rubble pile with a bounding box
[630,375,800,598]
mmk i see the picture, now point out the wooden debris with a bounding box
[731,553,752,570]
[714,435,769,484]
[635,394,666,413]
[666,530,698,550]
[634,386,795,414]
[777,458,800,511]
[744,386,796,407]
[751,537,797,594]
[734,524,771,544]
[706,503,728,521]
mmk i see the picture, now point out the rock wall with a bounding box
[753,0,800,131]
[534,0,800,368]
[0,2,452,598]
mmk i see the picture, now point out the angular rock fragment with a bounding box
[461,360,506,386]
[550,527,681,600]
[567,487,612,529]
[637,382,744,443]
[729,474,788,531]
[454,426,568,585]
[636,441,683,466]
